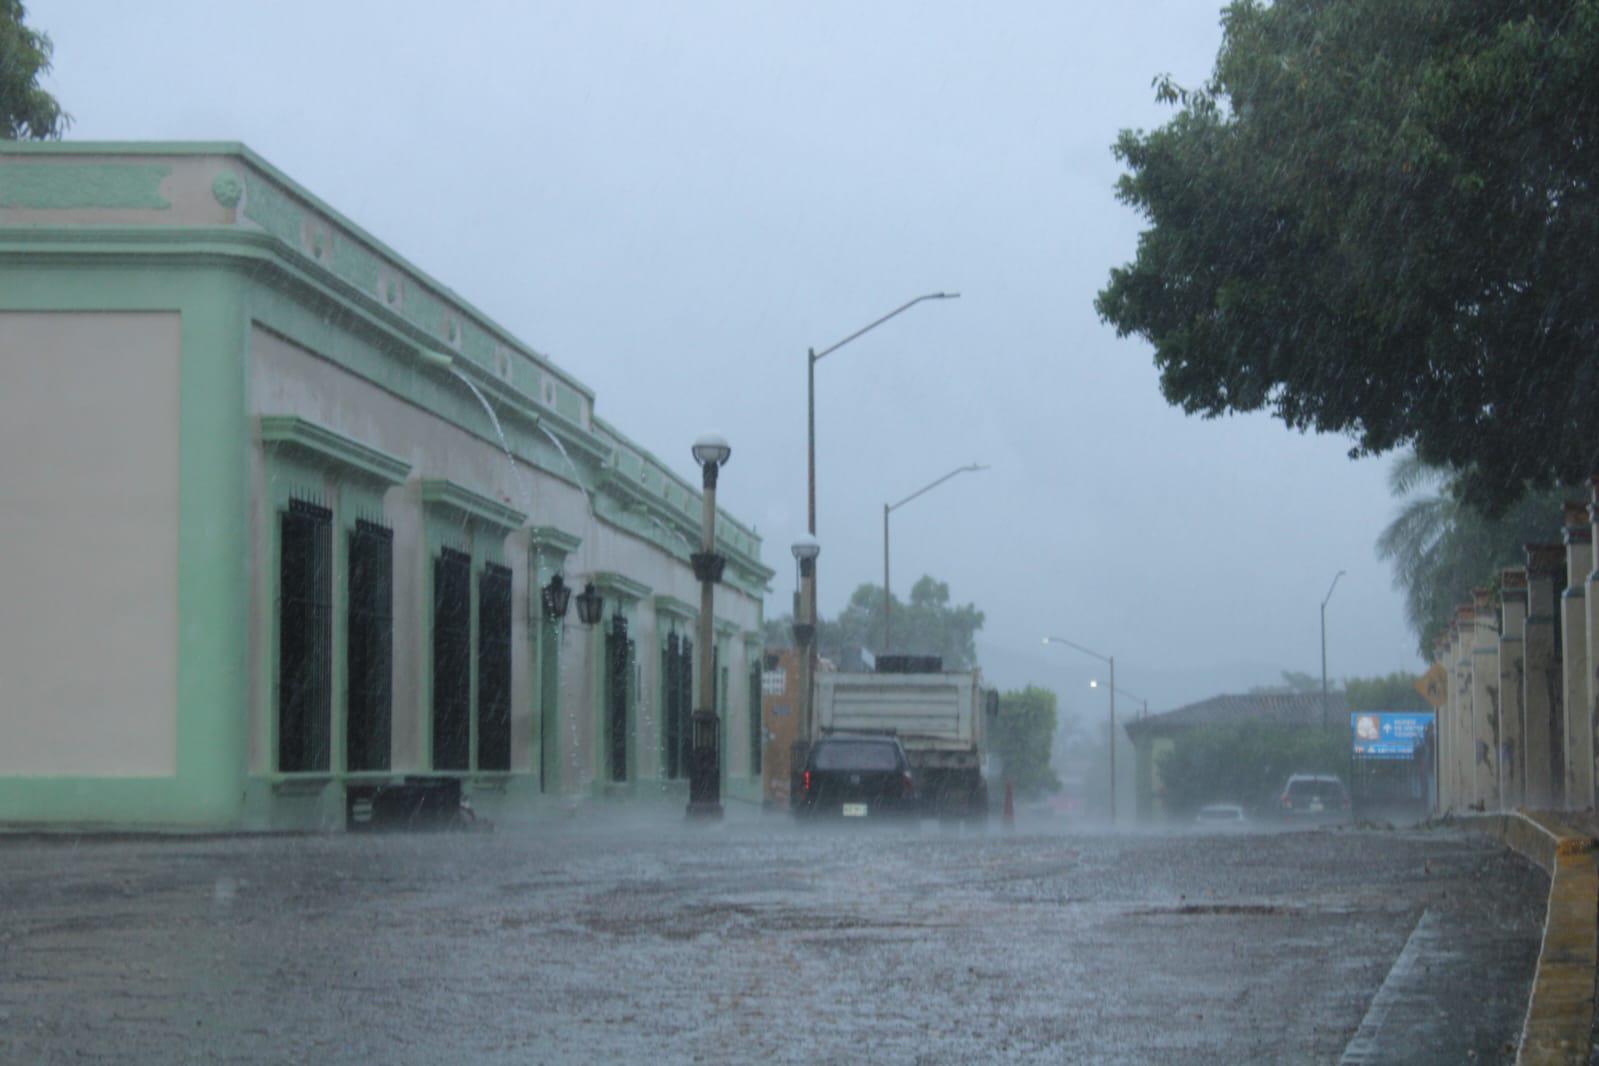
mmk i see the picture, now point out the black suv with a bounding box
[794,734,917,819]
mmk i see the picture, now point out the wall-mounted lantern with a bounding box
[575,581,605,627]
[541,573,572,622]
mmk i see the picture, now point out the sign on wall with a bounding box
[1350,711,1435,759]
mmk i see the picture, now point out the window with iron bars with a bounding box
[432,547,472,772]
[347,519,393,772]
[662,632,693,779]
[748,657,762,775]
[279,498,332,773]
[477,562,513,772]
[606,614,633,782]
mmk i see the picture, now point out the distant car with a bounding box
[1194,803,1247,826]
[1279,774,1350,819]
[794,734,918,819]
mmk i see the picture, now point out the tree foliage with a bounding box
[1097,0,1599,514]
[991,686,1062,799]
[1249,670,1321,695]
[1156,723,1346,815]
[1377,451,1569,654]
[1345,671,1431,711]
[764,574,985,669]
[1,1,69,139]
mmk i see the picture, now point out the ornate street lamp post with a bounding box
[688,433,731,820]
[789,534,820,806]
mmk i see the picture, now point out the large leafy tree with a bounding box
[1377,451,1568,654]
[1,1,68,139]
[1345,671,1432,711]
[764,574,986,669]
[992,686,1062,799]
[1097,0,1599,514]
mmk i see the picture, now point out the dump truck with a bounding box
[812,655,996,819]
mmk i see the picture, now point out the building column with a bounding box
[1452,613,1477,808]
[1587,481,1599,803]
[1525,544,1566,809]
[1433,635,1453,813]
[1471,589,1502,809]
[1499,569,1528,809]
[1562,503,1593,810]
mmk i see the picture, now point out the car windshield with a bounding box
[1289,781,1346,801]
[814,742,900,772]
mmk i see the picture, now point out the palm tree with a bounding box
[1378,452,1570,656]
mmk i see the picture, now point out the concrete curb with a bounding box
[1465,811,1597,1065]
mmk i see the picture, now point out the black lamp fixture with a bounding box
[541,573,572,621]
[575,581,605,626]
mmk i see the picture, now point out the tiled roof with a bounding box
[1124,691,1349,738]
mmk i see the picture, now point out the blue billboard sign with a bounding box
[1351,711,1434,759]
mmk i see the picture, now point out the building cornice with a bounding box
[528,526,583,557]
[420,478,526,531]
[653,595,699,622]
[590,571,652,603]
[258,415,411,485]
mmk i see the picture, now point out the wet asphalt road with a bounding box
[0,813,1546,1065]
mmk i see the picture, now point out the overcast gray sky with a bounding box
[32,0,1426,715]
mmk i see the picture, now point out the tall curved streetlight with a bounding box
[1043,634,1118,822]
[687,433,732,820]
[882,463,987,652]
[803,294,959,646]
[1321,570,1346,731]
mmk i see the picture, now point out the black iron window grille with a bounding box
[432,547,473,772]
[477,562,513,772]
[606,613,632,782]
[279,497,333,773]
[662,632,693,779]
[347,519,393,772]
[748,657,762,775]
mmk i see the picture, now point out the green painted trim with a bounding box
[259,415,411,485]
[421,478,527,531]
[0,141,596,399]
[715,619,740,639]
[0,222,770,589]
[528,526,583,556]
[654,594,699,621]
[0,162,171,209]
[741,630,764,648]
[592,571,652,602]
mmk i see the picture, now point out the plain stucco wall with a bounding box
[0,311,181,776]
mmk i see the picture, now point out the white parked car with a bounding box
[1194,803,1247,825]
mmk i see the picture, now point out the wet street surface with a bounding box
[0,814,1545,1064]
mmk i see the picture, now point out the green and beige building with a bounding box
[0,142,773,831]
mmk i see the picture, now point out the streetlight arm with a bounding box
[1323,570,1346,608]
[1042,635,1112,665]
[812,292,960,362]
[888,463,988,513]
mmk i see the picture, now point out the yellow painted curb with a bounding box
[1465,811,1597,1065]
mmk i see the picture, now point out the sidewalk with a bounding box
[1470,810,1599,1065]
